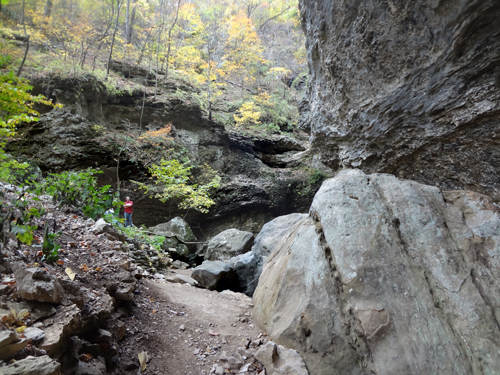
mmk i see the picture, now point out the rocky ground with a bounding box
[0,186,287,375]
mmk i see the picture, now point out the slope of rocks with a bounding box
[0,185,308,375]
[253,169,500,375]
[299,0,500,198]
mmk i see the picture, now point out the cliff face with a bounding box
[299,0,500,198]
[9,76,319,238]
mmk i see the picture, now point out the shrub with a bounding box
[26,168,122,219]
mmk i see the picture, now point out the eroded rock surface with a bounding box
[205,229,254,262]
[253,169,500,375]
[191,261,235,291]
[255,341,309,375]
[0,355,61,375]
[252,213,307,257]
[299,0,500,198]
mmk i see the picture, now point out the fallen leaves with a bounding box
[138,351,148,372]
[80,264,90,272]
[65,268,76,281]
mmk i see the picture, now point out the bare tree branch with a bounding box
[258,6,291,32]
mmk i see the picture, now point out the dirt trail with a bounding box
[118,269,266,375]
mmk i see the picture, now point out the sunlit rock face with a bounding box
[298,0,500,198]
[253,170,500,375]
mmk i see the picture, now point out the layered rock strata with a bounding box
[299,0,500,198]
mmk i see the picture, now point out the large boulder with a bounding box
[253,169,500,375]
[191,261,235,291]
[205,229,254,261]
[150,217,197,262]
[299,0,500,199]
[227,251,264,297]
[150,217,197,242]
[252,213,307,257]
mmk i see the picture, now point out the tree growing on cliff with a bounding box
[0,65,60,182]
[134,158,221,214]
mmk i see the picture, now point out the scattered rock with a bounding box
[211,364,224,375]
[40,304,82,357]
[0,301,57,322]
[115,259,131,271]
[75,356,107,375]
[12,263,63,304]
[23,327,46,344]
[150,217,197,243]
[112,282,135,301]
[165,274,199,286]
[227,251,263,297]
[91,219,126,242]
[0,284,10,295]
[0,330,29,360]
[255,342,308,375]
[0,355,61,375]
[171,260,189,269]
[205,229,254,261]
[191,261,235,291]
[115,321,126,341]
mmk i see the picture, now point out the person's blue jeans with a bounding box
[124,212,133,227]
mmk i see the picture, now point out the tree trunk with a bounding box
[106,0,123,79]
[164,0,182,81]
[129,5,136,41]
[154,0,165,100]
[16,36,30,77]
[207,44,212,120]
[125,0,131,43]
[44,0,53,17]
[16,0,29,77]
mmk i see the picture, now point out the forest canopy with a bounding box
[0,0,306,131]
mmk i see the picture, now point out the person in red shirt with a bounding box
[124,196,134,227]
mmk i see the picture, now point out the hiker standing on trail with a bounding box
[124,197,134,227]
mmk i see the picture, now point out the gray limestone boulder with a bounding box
[165,274,199,286]
[253,169,500,375]
[206,229,254,261]
[23,327,46,344]
[0,330,29,360]
[150,217,197,242]
[0,355,61,375]
[252,213,307,257]
[255,341,308,375]
[227,251,263,297]
[191,261,235,291]
[40,304,82,357]
[13,263,63,304]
